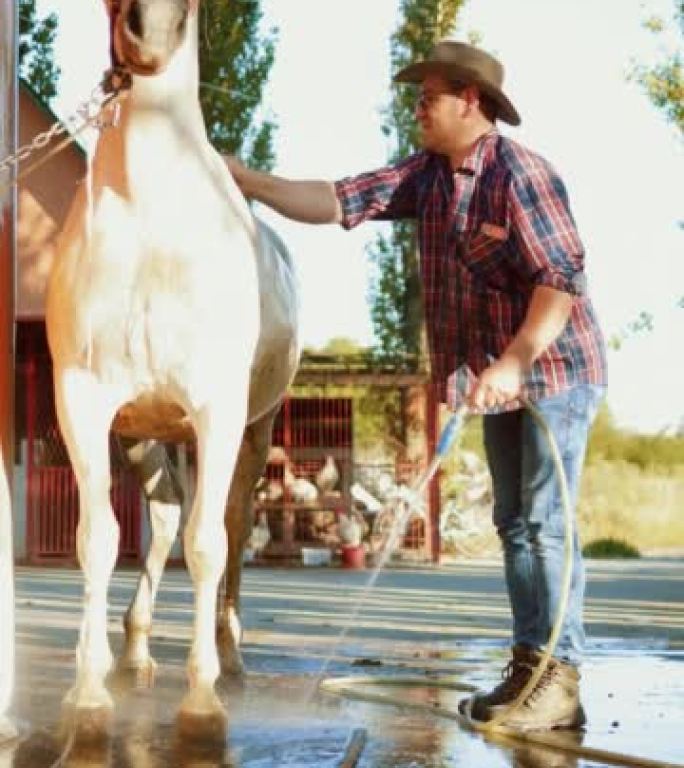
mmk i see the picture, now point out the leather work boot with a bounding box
[487,655,587,731]
[458,644,538,721]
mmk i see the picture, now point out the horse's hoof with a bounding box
[175,708,227,745]
[176,687,227,744]
[219,657,245,678]
[60,703,113,745]
[216,671,245,695]
[60,734,111,765]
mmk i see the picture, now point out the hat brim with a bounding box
[394,61,521,126]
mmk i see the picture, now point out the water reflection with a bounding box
[506,730,584,768]
[3,723,237,768]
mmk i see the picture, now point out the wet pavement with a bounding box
[1,558,683,767]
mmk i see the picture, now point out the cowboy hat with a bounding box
[394,40,521,126]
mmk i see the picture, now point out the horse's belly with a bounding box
[113,397,193,442]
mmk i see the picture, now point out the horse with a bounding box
[45,0,299,738]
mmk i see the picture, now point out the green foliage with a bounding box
[386,0,465,158]
[18,0,60,103]
[368,0,465,363]
[198,1,277,170]
[607,310,654,350]
[632,1,684,135]
[316,337,366,356]
[586,402,684,470]
[368,228,416,362]
[630,2,683,307]
[582,537,641,559]
[354,389,404,454]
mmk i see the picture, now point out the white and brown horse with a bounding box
[46,0,299,737]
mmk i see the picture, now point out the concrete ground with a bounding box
[1,556,683,767]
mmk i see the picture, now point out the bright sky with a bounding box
[34,0,684,434]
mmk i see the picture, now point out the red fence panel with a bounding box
[34,466,78,558]
[17,335,142,564]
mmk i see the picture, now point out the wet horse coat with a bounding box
[46,0,299,733]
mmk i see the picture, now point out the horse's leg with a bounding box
[217,405,279,675]
[177,401,247,737]
[55,368,120,737]
[117,438,184,685]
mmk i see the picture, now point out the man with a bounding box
[226,41,607,730]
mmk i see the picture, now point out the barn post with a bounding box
[0,0,17,740]
[426,383,441,563]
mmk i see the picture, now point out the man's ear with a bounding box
[462,85,481,108]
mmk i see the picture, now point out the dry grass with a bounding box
[578,460,684,553]
[439,459,684,558]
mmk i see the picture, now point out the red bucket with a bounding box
[341,544,366,569]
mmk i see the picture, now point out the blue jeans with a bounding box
[483,385,605,667]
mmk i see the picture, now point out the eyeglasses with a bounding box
[415,83,466,111]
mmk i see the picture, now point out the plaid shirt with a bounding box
[334,130,607,404]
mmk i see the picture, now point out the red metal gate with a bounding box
[18,338,141,564]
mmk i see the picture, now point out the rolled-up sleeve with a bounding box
[334,152,427,230]
[509,161,586,296]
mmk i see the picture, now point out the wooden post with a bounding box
[0,0,17,740]
[402,383,429,557]
[426,384,441,564]
[281,397,295,553]
[403,384,428,464]
[25,357,36,562]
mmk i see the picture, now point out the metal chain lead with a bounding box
[0,67,131,179]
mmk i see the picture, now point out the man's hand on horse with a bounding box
[224,155,249,194]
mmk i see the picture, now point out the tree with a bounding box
[631,2,683,308]
[368,0,466,364]
[18,0,60,103]
[633,1,684,135]
[198,1,277,171]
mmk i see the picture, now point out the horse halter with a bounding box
[104,0,132,94]
[108,0,124,67]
